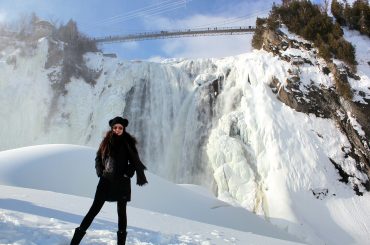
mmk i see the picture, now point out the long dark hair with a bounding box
[98,129,138,158]
[98,127,147,186]
[98,130,113,158]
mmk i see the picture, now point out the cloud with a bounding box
[120,41,139,50]
[161,35,252,59]
[146,55,166,62]
[140,0,274,58]
[0,10,7,23]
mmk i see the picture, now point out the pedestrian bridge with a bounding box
[93,26,255,43]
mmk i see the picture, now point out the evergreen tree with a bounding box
[321,0,330,13]
[315,34,331,61]
[282,0,293,7]
[350,0,365,30]
[344,2,354,28]
[331,0,346,25]
[58,19,78,43]
[269,0,357,68]
[332,22,344,38]
[341,0,370,37]
[267,8,279,30]
[354,0,370,36]
[252,18,266,49]
[363,4,370,36]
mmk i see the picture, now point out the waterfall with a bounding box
[122,62,215,186]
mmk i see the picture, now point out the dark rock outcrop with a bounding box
[264,29,370,194]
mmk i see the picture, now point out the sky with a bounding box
[0,0,276,60]
[0,0,326,60]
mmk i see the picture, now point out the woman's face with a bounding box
[112,123,124,136]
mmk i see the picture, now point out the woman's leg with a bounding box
[79,197,105,231]
[117,199,128,245]
[71,198,104,245]
[117,199,127,231]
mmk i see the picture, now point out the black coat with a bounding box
[94,132,141,202]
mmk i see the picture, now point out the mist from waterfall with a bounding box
[120,61,215,185]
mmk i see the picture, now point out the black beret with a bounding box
[109,116,129,127]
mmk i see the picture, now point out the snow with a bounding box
[0,26,369,245]
[343,28,370,103]
[193,73,218,86]
[0,38,52,150]
[0,145,303,245]
[280,25,370,104]
[279,26,311,45]
[280,26,334,92]
[0,186,302,245]
[206,91,370,244]
[347,112,366,137]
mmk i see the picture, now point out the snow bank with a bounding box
[0,185,303,245]
[0,144,301,244]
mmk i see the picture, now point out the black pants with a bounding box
[79,198,127,231]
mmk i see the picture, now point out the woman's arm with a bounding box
[125,141,148,186]
[126,143,141,178]
[95,151,104,177]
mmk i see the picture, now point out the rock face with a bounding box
[264,29,370,194]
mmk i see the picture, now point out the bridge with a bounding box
[93,26,255,43]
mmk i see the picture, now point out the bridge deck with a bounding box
[93,26,255,43]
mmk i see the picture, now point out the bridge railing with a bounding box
[93,26,255,43]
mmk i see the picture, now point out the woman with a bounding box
[70,116,148,245]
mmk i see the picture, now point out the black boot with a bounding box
[117,230,127,245]
[70,227,86,245]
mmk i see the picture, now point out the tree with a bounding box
[344,2,354,28]
[332,22,344,38]
[359,11,367,34]
[16,13,39,39]
[341,0,370,36]
[252,18,266,49]
[57,19,79,43]
[321,0,330,13]
[363,5,370,36]
[269,0,357,69]
[354,0,370,35]
[282,0,293,7]
[336,38,357,67]
[315,34,331,61]
[331,0,346,25]
[267,8,280,30]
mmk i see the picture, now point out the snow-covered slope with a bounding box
[343,27,370,91]
[0,26,370,244]
[0,185,305,245]
[0,145,302,245]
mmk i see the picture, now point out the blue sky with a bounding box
[0,0,326,60]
